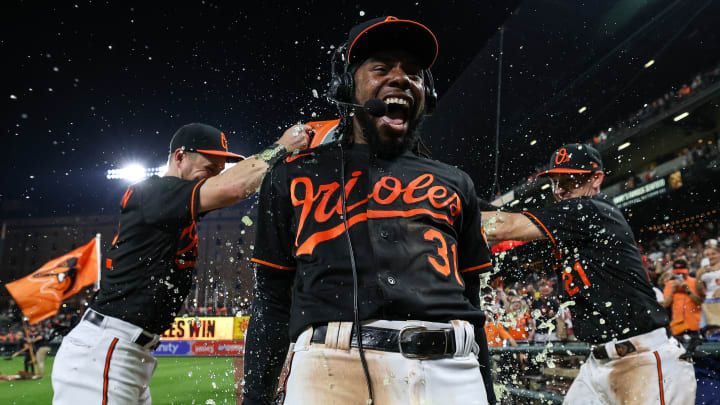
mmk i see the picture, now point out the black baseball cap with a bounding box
[346,16,438,69]
[537,143,604,177]
[672,259,689,274]
[169,123,245,162]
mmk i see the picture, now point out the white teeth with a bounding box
[383,97,409,106]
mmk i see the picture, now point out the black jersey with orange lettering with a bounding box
[251,142,493,340]
[521,194,668,343]
[91,175,206,334]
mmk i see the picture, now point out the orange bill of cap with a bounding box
[196,149,246,160]
[537,168,593,177]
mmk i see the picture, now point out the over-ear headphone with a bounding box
[328,44,437,115]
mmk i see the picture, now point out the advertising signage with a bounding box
[159,316,250,341]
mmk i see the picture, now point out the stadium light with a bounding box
[530,140,537,146]
[509,199,520,207]
[618,142,631,151]
[106,164,167,181]
[673,112,689,122]
[106,161,236,181]
[578,106,587,114]
[644,60,655,68]
[541,183,550,190]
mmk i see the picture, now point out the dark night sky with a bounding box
[2,0,718,217]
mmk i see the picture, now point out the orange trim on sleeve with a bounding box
[461,262,493,273]
[105,258,112,269]
[520,211,556,246]
[251,258,296,271]
[102,337,119,405]
[653,351,665,405]
[190,178,208,220]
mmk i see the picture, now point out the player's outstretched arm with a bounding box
[197,124,312,213]
[481,211,546,242]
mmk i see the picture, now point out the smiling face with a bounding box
[178,151,226,181]
[704,247,720,266]
[351,50,426,149]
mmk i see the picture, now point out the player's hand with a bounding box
[276,124,313,153]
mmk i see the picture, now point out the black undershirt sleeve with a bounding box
[242,265,294,405]
[243,166,297,405]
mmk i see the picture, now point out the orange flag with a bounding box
[6,237,99,324]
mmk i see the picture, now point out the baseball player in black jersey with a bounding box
[244,16,497,405]
[482,143,696,404]
[51,123,309,405]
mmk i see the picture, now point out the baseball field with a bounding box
[0,356,238,404]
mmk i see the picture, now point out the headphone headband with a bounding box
[327,42,437,114]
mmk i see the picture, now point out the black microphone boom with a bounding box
[328,96,388,117]
[363,99,388,117]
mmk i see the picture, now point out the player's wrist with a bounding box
[255,143,287,167]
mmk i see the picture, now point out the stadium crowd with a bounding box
[589,62,720,148]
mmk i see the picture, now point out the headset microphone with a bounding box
[328,97,388,117]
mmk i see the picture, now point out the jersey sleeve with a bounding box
[457,174,493,275]
[141,177,207,227]
[521,198,597,246]
[251,165,296,270]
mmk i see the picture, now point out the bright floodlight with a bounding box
[578,106,587,114]
[673,112,689,122]
[541,183,550,190]
[530,140,537,146]
[644,60,655,68]
[123,165,146,182]
[509,199,520,207]
[106,164,167,181]
[618,142,631,151]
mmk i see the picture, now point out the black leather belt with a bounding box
[592,341,637,359]
[310,324,456,359]
[85,310,160,350]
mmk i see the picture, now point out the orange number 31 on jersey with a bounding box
[424,229,463,286]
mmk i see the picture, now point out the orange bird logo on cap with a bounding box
[221,132,228,150]
[555,148,571,165]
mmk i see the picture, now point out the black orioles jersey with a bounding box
[522,194,669,343]
[91,175,206,334]
[251,143,494,339]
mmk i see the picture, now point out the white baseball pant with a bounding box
[282,319,488,405]
[52,311,158,405]
[563,328,696,405]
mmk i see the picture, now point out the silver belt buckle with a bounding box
[398,325,447,360]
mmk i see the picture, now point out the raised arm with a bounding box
[197,124,312,213]
[481,211,546,242]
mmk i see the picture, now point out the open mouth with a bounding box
[381,96,411,128]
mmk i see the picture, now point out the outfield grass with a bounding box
[0,356,237,405]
